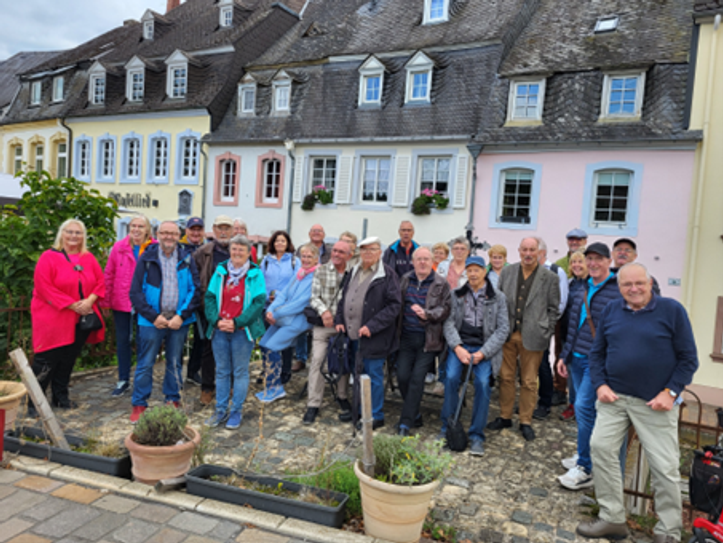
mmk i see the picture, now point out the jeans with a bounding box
[537,348,553,409]
[132,324,189,406]
[187,317,204,378]
[569,354,596,472]
[295,333,308,362]
[437,347,448,383]
[396,332,436,428]
[440,344,491,442]
[212,329,253,414]
[350,340,385,422]
[113,310,134,382]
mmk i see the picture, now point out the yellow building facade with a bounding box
[684,14,723,405]
[1,120,70,179]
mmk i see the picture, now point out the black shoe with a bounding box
[520,424,536,441]
[338,411,352,422]
[337,398,351,413]
[550,390,568,406]
[486,417,512,431]
[398,426,411,437]
[533,405,551,420]
[302,407,318,425]
[52,399,78,409]
[356,419,384,431]
[413,414,424,428]
[186,372,202,387]
[26,404,38,418]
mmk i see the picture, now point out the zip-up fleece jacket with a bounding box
[443,280,509,376]
[102,236,156,312]
[397,270,451,353]
[383,239,420,278]
[130,243,200,327]
[204,261,266,342]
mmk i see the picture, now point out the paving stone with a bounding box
[236,529,291,543]
[0,490,48,523]
[534,523,554,533]
[555,528,576,541]
[0,518,35,543]
[51,483,103,504]
[130,504,179,524]
[431,508,455,522]
[21,497,71,521]
[512,537,530,543]
[0,485,17,500]
[184,537,224,543]
[446,477,471,489]
[530,487,549,498]
[168,512,219,535]
[5,535,51,543]
[110,518,159,543]
[459,504,479,516]
[13,476,63,494]
[512,510,533,525]
[0,471,26,484]
[93,495,141,514]
[144,528,187,543]
[73,512,126,540]
[208,520,242,541]
[457,531,477,542]
[31,504,100,538]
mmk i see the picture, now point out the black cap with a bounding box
[613,237,637,251]
[584,242,611,259]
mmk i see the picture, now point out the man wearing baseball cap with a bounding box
[182,217,206,386]
[439,255,509,456]
[181,217,206,252]
[611,238,661,295]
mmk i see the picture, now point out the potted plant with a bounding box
[354,435,453,543]
[410,188,450,216]
[301,185,334,211]
[124,405,200,485]
[0,381,27,432]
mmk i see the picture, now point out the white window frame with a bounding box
[180,137,199,181]
[310,157,337,196]
[418,156,452,198]
[220,159,237,202]
[358,56,385,107]
[507,79,546,121]
[273,80,291,113]
[123,137,141,181]
[497,168,535,225]
[167,64,187,98]
[423,0,450,24]
[34,144,44,172]
[143,20,154,40]
[30,81,41,105]
[263,158,281,204]
[404,52,434,104]
[13,145,23,175]
[220,6,233,27]
[600,71,645,120]
[127,68,145,102]
[52,77,64,102]
[238,83,256,115]
[147,131,171,184]
[96,135,116,182]
[360,156,391,204]
[75,138,91,180]
[91,75,106,105]
[590,169,632,227]
[57,142,68,178]
[595,16,619,33]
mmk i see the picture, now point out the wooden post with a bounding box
[360,375,375,478]
[9,349,70,451]
[0,409,4,463]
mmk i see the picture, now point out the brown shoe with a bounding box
[576,518,628,540]
[291,360,306,373]
[200,390,215,406]
[431,382,445,396]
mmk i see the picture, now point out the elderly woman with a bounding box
[431,242,450,271]
[204,235,266,429]
[102,214,155,397]
[30,218,106,413]
[486,244,508,289]
[256,243,319,403]
[437,236,470,289]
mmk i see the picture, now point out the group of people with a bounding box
[30,216,698,543]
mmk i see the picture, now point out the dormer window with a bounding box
[507,79,546,121]
[143,20,154,40]
[358,56,385,107]
[595,16,619,33]
[601,72,645,120]
[219,0,234,27]
[273,71,291,114]
[404,52,434,104]
[52,77,64,102]
[125,56,146,102]
[88,61,107,105]
[238,76,256,115]
[165,50,190,99]
[424,0,450,24]
[30,81,41,105]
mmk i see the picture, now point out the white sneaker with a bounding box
[425,372,436,384]
[558,465,594,490]
[561,454,579,470]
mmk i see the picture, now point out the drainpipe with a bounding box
[465,142,484,252]
[200,145,209,224]
[684,14,720,310]
[284,139,295,234]
[59,118,72,177]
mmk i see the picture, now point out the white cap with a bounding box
[358,236,382,247]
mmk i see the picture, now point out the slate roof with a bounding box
[694,0,723,13]
[0,51,62,110]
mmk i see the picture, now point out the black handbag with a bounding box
[62,250,103,332]
[445,363,474,452]
[303,305,324,327]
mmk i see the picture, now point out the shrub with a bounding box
[289,461,362,519]
[133,405,188,447]
[373,434,454,486]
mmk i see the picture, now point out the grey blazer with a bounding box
[498,262,560,351]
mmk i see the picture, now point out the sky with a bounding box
[0,0,168,61]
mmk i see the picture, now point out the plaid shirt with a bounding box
[158,248,179,314]
[310,260,348,317]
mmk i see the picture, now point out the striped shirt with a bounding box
[159,248,179,315]
[402,273,433,333]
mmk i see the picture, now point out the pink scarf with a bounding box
[297,264,318,280]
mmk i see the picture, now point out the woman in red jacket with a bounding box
[102,215,155,397]
[30,218,106,413]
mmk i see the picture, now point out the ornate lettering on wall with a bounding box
[108,192,158,208]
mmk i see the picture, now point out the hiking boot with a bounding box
[560,404,575,421]
[469,439,485,457]
[186,372,202,387]
[200,390,215,406]
[303,407,318,425]
[130,405,147,424]
[486,417,512,431]
[520,424,536,441]
[533,405,551,420]
[551,390,568,406]
[558,465,594,490]
[576,518,628,540]
[356,419,384,431]
[111,381,130,397]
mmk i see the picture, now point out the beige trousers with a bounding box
[307,325,348,408]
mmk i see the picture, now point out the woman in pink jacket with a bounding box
[31,218,106,413]
[102,215,155,396]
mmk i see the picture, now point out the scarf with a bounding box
[227,260,250,287]
[296,264,318,281]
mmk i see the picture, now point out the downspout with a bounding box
[284,139,295,234]
[465,142,484,251]
[684,14,720,309]
[200,144,209,223]
[59,118,72,176]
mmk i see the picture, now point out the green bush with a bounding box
[289,461,362,518]
[373,434,453,486]
[133,405,188,447]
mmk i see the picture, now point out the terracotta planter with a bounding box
[124,426,200,485]
[354,461,440,543]
[0,381,27,433]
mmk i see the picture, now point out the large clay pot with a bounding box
[125,426,200,485]
[354,461,439,543]
[0,381,27,432]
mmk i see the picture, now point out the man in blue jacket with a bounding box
[576,262,698,543]
[129,220,201,423]
[382,221,419,278]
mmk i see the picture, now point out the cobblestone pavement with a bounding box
[0,468,320,543]
[10,358,685,543]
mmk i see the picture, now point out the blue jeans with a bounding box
[440,344,491,442]
[569,354,596,472]
[295,333,308,362]
[437,347,448,383]
[350,340,385,422]
[113,310,134,382]
[212,329,253,414]
[132,325,189,406]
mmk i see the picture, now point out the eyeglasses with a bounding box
[619,281,649,289]
[360,247,380,253]
[158,231,179,237]
[615,248,635,254]
[64,230,83,236]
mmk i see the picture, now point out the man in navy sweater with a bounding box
[576,263,698,543]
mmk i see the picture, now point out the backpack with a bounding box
[326,333,352,378]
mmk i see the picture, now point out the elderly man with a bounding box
[440,255,509,456]
[232,218,257,263]
[554,242,622,490]
[556,228,588,276]
[129,221,200,422]
[395,247,451,436]
[611,238,661,295]
[181,216,206,386]
[336,236,401,429]
[193,215,234,405]
[576,263,698,542]
[383,221,419,278]
[303,240,354,425]
[488,237,560,441]
[182,217,206,251]
[300,224,332,265]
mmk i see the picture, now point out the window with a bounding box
[595,16,619,33]
[263,159,281,204]
[100,138,115,179]
[91,75,106,105]
[76,140,90,179]
[34,145,44,172]
[30,81,41,105]
[238,84,255,114]
[424,0,449,24]
[128,69,144,102]
[151,137,169,180]
[404,52,434,103]
[358,56,385,106]
[274,82,290,112]
[220,6,233,27]
[52,77,64,102]
[413,72,429,100]
[57,142,67,178]
[508,80,545,121]
[220,160,237,202]
[312,157,336,195]
[13,145,23,175]
[361,157,390,203]
[170,66,187,98]
[125,138,141,179]
[592,170,630,225]
[181,138,199,180]
[499,169,533,224]
[601,73,645,118]
[419,157,450,196]
[364,75,381,103]
[143,20,154,40]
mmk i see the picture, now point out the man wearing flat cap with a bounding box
[556,228,588,277]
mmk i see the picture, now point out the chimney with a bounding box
[166,0,181,13]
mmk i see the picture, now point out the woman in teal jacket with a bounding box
[204,236,266,429]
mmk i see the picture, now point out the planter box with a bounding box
[186,464,348,528]
[4,426,132,479]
